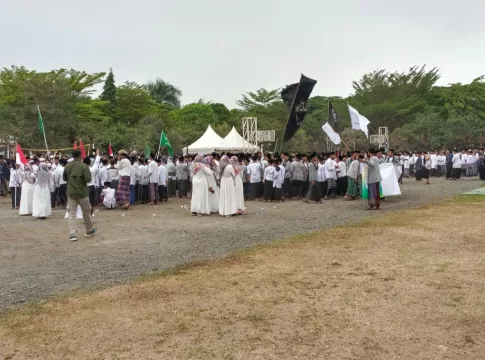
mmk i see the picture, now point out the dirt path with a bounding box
[1,190,484,359]
[0,178,480,310]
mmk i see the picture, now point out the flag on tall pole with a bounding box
[321,122,341,145]
[144,142,151,158]
[328,102,338,124]
[37,105,49,153]
[79,139,86,158]
[73,141,78,150]
[15,144,28,165]
[159,131,173,157]
[108,143,113,157]
[348,104,370,138]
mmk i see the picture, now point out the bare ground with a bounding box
[0,178,480,312]
[0,194,484,359]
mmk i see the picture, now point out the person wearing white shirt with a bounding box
[158,161,168,202]
[146,154,159,205]
[101,183,116,209]
[337,155,348,196]
[273,159,284,202]
[324,154,337,199]
[430,151,438,177]
[129,157,137,206]
[409,153,417,177]
[263,160,275,201]
[246,155,262,200]
[136,159,149,203]
[84,151,101,215]
[317,157,326,198]
[9,164,21,209]
[54,160,67,207]
[115,151,133,209]
[452,150,462,180]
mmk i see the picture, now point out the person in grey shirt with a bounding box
[281,153,291,199]
[365,148,382,210]
[176,156,190,198]
[289,154,305,199]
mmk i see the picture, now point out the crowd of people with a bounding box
[0,146,484,239]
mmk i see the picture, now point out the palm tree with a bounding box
[236,88,281,110]
[146,78,183,108]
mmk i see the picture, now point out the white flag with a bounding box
[321,122,341,145]
[348,104,370,138]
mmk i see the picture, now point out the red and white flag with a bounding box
[73,141,78,150]
[108,143,113,157]
[79,139,86,158]
[16,144,28,165]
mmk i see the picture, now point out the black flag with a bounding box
[281,74,317,141]
[328,102,338,124]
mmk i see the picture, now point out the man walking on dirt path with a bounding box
[63,149,97,241]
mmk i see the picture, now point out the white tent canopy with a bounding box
[217,126,259,152]
[184,125,224,155]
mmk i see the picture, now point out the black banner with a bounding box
[328,102,338,124]
[281,74,317,141]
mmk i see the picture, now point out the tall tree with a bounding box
[146,78,182,108]
[100,68,117,105]
[236,88,281,110]
[115,81,158,125]
[350,66,441,131]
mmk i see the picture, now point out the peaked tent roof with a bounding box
[185,125,224,155]
[217,126,259,151]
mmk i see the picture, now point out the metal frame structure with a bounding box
[369,127,389,150]
[242,117,258,153]
[379,126,389,150]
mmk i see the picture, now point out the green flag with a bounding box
[37,108,45,136]
[159,131,173,156]
[144,142,151,158]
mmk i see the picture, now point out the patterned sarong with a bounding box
[116,176,130,205]
[368,182,381,207]
[346,177,358,197]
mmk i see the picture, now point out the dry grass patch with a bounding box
[1,200,485,359]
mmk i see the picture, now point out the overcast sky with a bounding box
[2,0,484,107]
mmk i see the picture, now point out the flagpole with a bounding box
[37,105,49,154]
[157,131,163,157]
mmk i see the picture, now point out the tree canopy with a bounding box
[1,65,484,154]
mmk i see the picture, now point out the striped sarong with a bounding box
[346,177,358,197]
[116,176,131,205]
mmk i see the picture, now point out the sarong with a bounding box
[158,185,168,201]
[274,187,283,201]
[178,180,188,197]
[116,176,130,205]
[326,178,337,197]
[263,180,274,200]
[368,182,381,208]
[346,177,358,197]
[305,182,321,202]
[168,179,176,197]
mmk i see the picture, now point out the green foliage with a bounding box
[115,82,158,125]
[1,64,484,154]
[236,88,281,110]
[100,68,116,104]
[146,78,182,108]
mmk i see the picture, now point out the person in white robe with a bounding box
[19,164,35,215]
[218,155,237,217]
[204,156,219,214]
[230,156,246,214]
[190,154,212,216]
[32,163,53,219]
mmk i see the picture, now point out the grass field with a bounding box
[1,195,484,360]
